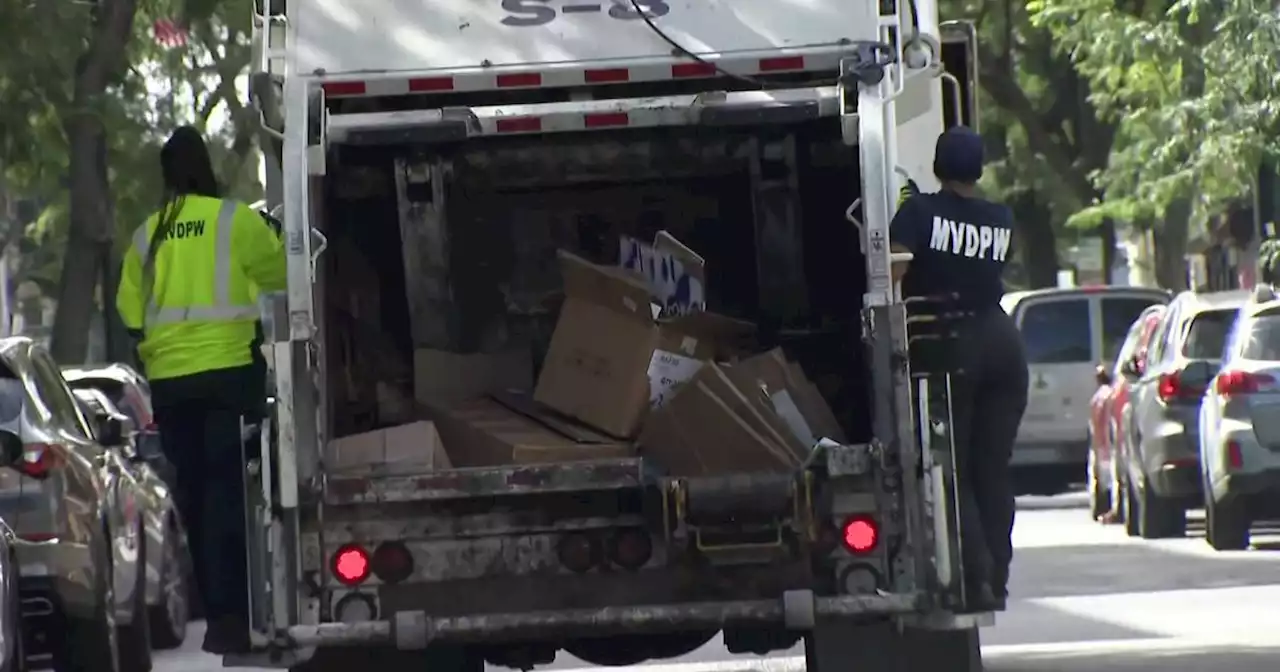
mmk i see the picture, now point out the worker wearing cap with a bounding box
[116,126,286,654]
[889,126,1028,612]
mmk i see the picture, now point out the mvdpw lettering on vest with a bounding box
[160,220,206,240]
[929,216,1011,261]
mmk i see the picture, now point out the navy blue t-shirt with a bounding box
[890,192,1014,308]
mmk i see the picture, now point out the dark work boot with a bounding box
[203,615,252,654]
[959,582,1001,613]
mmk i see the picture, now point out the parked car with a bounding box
[0,516,25,672]
[1088,304,1168,520]
[61,364,198,621]
[1120,290,1249,539]
[1001,286,1171,494]
[71,387,189,648]
[0,337,153,672]
[1198,286,1280,550]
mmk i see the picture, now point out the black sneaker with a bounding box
[958,583,1001,613]
[203,616,252,654]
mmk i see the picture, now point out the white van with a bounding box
[1001,286,1172,494]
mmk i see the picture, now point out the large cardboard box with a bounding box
[327,421,451,473]
[533,251,753,438]
[414,347,534,407]
[430,396,633,468]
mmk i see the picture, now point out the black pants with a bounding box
[151,364,264,625]
[947,307,1028,598]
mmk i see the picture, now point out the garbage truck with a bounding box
[242,0,990,670]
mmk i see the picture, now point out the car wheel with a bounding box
[1087,451,1110,521]
[1123,480,1140,537]
[1138,483,1187,539]
[115,524,152,672]
[148,521,188,649]
[1205,493,1251,551]
[55,530,120,672]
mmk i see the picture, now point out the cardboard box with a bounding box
[533,251,754,438]
[414,347,534,407]
[429,395,633,468]
[638,364,799,477]
[721,349,848,459]
[327,421,451,473]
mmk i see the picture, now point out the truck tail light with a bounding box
[371,542,414,584]
[16,444,58,480]
[607,529,652,570]
[332,544,371,585]
[841,516,879,554]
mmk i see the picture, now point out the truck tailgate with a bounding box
[324,459,647,505]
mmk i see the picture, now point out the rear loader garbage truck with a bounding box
[239,0,992,670]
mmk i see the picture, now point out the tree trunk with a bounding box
[1010,192,1058,288]
[1154,198,1192,291]
[48,0,139,363]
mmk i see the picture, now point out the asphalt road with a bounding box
[155,492,1280,672]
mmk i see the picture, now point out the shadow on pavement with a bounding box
[986,646,1280,672]
[1009,544,1280,599]
[984,600,1159,646]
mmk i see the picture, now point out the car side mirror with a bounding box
[0,429,21,468]
[96,415,126,448]
[1095,364,1112,386]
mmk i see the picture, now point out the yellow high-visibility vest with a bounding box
[116,195,287,381]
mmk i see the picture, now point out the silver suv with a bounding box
[1198,287,1280,550]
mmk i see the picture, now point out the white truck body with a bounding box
[243,0,988,669]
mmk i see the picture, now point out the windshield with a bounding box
[1182,308,1240,359]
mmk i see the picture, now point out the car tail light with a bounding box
[1157,372,1205,402]
[841,516,879,554]
[332,544,371,585]
[557,533,601,573]
[371,542,414,584]
[1216,370,1275,397]
[1227,441,1243,470]
[607,529,653,570]
[16,444,58,480]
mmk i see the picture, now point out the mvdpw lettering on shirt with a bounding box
[928,216,1011,261]
[160,220,207,240]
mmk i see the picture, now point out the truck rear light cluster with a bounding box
[841,516,879,555]
[558,529,653,573]
[334,592,378,623]
[331,542,416,585]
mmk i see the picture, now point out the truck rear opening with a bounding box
[307,118,897,667]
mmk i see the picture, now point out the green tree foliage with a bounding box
[941,0,1118,287]
[0,0,258,361]
[1030,0,1280,228]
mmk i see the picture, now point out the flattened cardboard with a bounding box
[430,397,633,468]
[638,364,798,477]
[327,421,451,474]
[414,347,534,407]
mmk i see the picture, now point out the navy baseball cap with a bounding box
[933,126,984,183]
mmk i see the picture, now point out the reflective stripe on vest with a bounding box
[132,199,260,328]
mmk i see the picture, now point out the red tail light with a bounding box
[557,533,602,573]
[1216,370,1275,397]
[370,542,414,584]
[841,516,879,554]
[332,544,371,585]
[16,444,59,479]
[1227,441,1244,470]
[1157,373,1182,401]
[607,529,653,571]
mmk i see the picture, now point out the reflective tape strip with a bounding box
[138,200,260,328]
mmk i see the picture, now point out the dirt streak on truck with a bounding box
[239,0,990,670]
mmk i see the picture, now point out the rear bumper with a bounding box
[1148,462,1201,499]
[284,592,925,649]
[1222,469,1280,500]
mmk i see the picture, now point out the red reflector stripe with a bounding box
[496,117,542,133]
[584,112,628,128]
[584,68,629,84]
[758,56,805,72]
[322,81,367,96]
[672,62,717,78]
[497,72,542,88]
[408,77,454,92]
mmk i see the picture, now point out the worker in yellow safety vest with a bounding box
[116,126,286,655]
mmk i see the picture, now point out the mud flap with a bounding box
[805,620,982,672]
